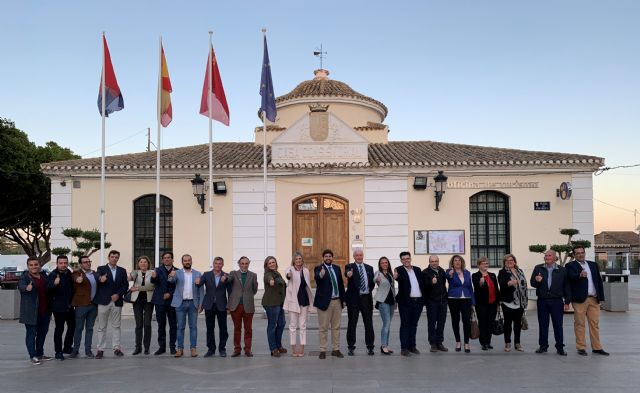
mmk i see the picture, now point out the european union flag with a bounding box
[260,35,276,122]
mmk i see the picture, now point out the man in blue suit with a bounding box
[151,251,177,355]
[394,251,425,356]
[566,246,609,356]
[196,256,231,358]
[313,249,346,359]
[94,250,128,359]
[344,249,375,356]
[170,254,204,358]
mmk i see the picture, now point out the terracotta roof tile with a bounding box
[595,231,640,247]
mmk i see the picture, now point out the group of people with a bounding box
[17,245,608,365]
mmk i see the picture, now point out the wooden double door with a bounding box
[292,194,349,286]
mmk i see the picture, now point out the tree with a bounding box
[52,228,112,267]
[0,118,79,265]
[529,228,592,266]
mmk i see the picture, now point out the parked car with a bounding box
[0,267,24,289]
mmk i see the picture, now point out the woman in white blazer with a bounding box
[128,256,155,355]
[374,256,397,355]
[283,252,314,357]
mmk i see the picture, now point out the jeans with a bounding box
[176,300,198,349]
[398,297,423,350]
[25,313,51,358]
[53,309,76,353]
[425,300,447,345]
[205,308,228,352]
[73,304,97,353]
[155,303,177,351]
[377,302,394,347]
[264,305,285,351]
[133,300,154,350]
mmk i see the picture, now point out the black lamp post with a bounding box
[191,174,206,214]
[433,170,448,211]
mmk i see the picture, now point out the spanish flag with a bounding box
[159,43,173,127]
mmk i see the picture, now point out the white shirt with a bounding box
[182,271,193,300]
[578,261,597,297]
[405,266,422,298]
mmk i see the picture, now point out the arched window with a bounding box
[133,195,173,266]
[469,191,510,267]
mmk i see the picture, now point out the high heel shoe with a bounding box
[455,342,462,352]
[464,344,471,353]
[380,346,391,355]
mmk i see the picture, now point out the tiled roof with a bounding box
[354,122,388,131]
[254,125,286,132]
[595,231,640,247]
[276,70,388,117]
[42,141,604,174]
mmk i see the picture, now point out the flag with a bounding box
[97,35,124,116]
[159,43,173,127]
[260,35,276,122]
[199,45,230,126]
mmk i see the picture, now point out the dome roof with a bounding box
[276,69,388,118]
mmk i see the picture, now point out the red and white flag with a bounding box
[199,44,229,125]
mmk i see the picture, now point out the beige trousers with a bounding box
[288,306,310,346]
[317,299,342,351]
[96,302,122,351]
[572,297,602,350]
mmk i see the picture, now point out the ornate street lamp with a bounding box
[191,174,207,214]
[433,171,448,211]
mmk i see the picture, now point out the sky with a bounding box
[1,0,638,233]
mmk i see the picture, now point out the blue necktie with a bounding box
[358,264,367,293]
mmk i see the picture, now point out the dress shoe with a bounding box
[30,357,41,365]
[170,348,177,355]
[231,351,241,357]
[455,342,462,352]
[85,351,95,358]
[348,348,355,356]
[245,351,253,357]
[174,349,183,358]
[39,355,52,361]
[144,349,150,355]
[55,352,65,361]
[592,349,610,356]
[204,350,214,358]
[487,345,494,349]
[430,345,438,353]
[400,349,411,357]
[437,344,448,352]
[577,349,588,356]
[191,348,198,357]
[271,349,281,357]
[557,349,568,356]
[69,350,79,359]
[219,350,227,357]
[319,351,326,359]
[63,348,73,355]
[132,348,142,355]
[278,347,287,354]
[535,347,548,354]
[409,347,420,355]
[154,349,166,356]
[481,345,488,351]
[381,346,391,355]
[464,344,471,353]
[114,349,124,357]
[367,349,375,356]
[331,350,344,358]
[95,351,104,359]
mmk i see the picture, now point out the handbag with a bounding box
[123,290,134,304]
[521,311,529,331]
[492,306,504,335]
[470,308,480,340]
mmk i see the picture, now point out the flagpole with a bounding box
[208,31,214,266]
[155,37,162,268]
[100,32,107,267]
[262,28,268,259]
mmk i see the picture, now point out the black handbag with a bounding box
[492,306,504,335]
[123,290,134,304]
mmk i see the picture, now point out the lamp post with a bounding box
[191,174,207,214]
[433,170,448,211]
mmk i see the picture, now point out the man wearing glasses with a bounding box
[70,256,98,358]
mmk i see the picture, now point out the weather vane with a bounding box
[313,44,327,69]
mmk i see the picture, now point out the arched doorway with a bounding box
[292,194,349,285]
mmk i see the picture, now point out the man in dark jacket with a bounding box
[94,250,128,359]
[196,256,231,358]
[395,251,425,357]
[18,257,52,365]
[47,255,75,360]
[422,255,448,352]
[151,251,177,355]
[313,249,346,359]
[566,246,609,356]
[530,249,571,356]
[344,249,375,356]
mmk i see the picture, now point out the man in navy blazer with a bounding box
[313,249,346,359]
[566,246,609,356]
[395,251,425,356]
[196,256,231,357]
[93,250,128,359]
[169,254,204,358]
[151,251,177,355]
[344,249,375,356]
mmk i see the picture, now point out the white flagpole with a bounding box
[208,31,214,266]
[155,37,162,268]
[261,30,268,259]
[100,32,107,266]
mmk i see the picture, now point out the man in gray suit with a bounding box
[227,256,258,357]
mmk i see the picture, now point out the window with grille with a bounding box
[469,191,510,267]
[133,195,173,268]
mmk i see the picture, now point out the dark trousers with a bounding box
[502,304,524,344]
[537,297,564,350]
[73,304,97,353]
[205,308,228,352]
[398,297,423,350]
[53,309,75,353]
[347,294,375,350]
[475,301,498,346]
[25,313,51,358]
[426,300,447,345]
[230,304,254,353]
[155,303,177,351]
[448,298,472,344]
[133,300,154,351]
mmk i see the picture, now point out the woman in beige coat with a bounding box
[128,256,155,355]
[283,252,314,357]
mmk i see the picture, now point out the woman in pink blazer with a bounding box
[283,252,314,357]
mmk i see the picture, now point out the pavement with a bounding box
[1,277,640,393]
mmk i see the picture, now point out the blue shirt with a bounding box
[545,263,558,288]
[109,265,118,281]
[84,269,97,300]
